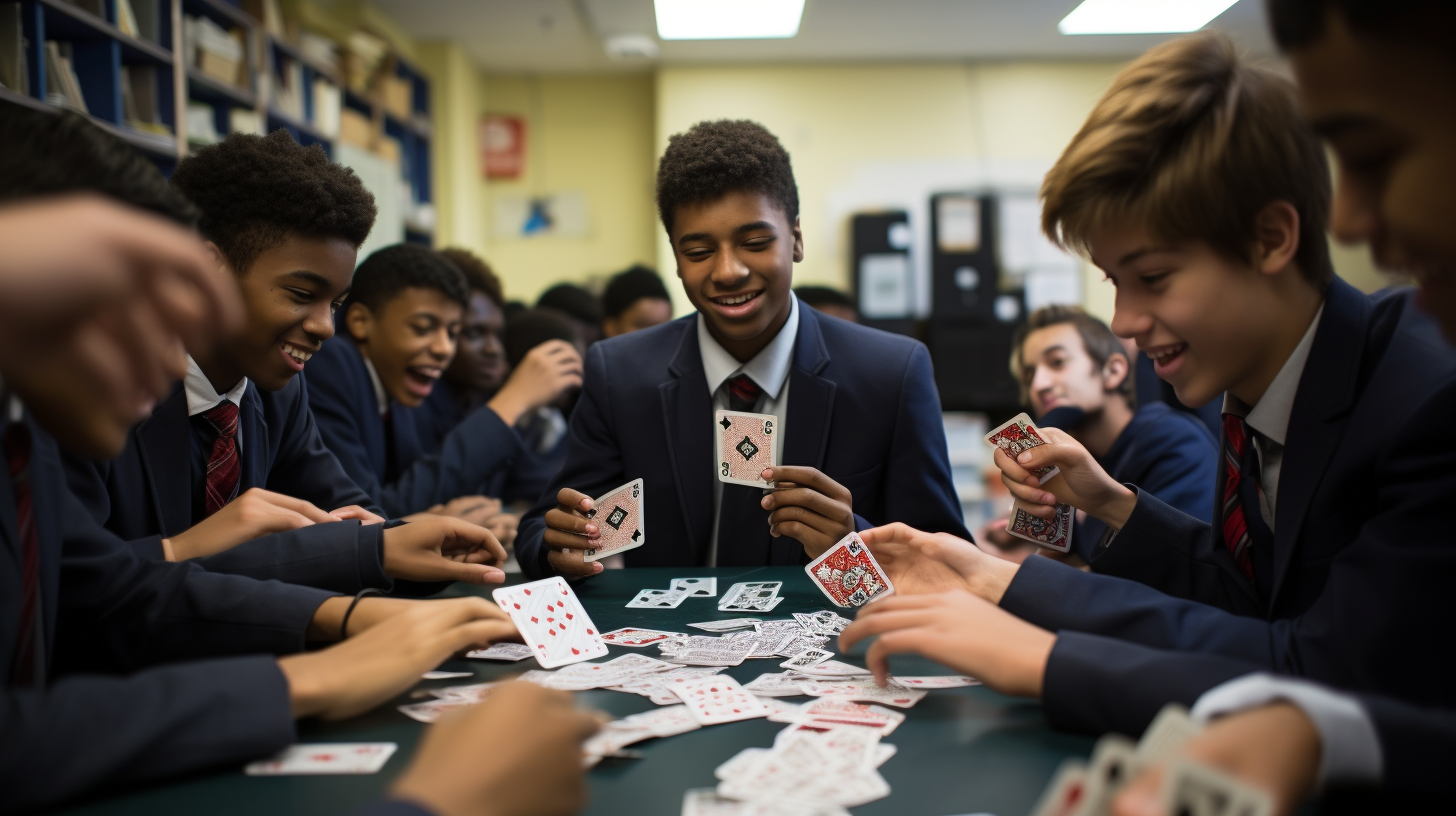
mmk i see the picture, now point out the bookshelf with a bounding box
[0,0,435,245]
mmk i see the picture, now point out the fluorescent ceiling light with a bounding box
[655,0,805,40]
[1059,0,1241,35]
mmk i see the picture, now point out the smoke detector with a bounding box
[603,33,660,60]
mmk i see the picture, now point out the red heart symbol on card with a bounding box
[566,613,574,620]
[548,630,556,636]
[571,647,580,654]
[524,589,532,595]
[513,603,521,609]
[586,629,595,634]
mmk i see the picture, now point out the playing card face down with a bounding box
[492,577,608,669]
[805,532,895,608]
[245,743,397,775]
[672,675,771,725]
[985,412,1061,483]
[1006,500,1073,553]
[584,479,644,562]
[715,410,780,487]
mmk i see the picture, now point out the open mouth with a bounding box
[1144,342,1188,377]
[707,289,763,318]
[279,341,316,372]
[403,365,442,398]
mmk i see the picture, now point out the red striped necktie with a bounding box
[1220,412,1257,580]
[201,400,241,517]
[727,374,762,412]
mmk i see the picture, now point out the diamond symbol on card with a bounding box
[606,506,628,530]
[736,436,759,461]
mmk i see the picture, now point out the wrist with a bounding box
[276,655,328,719]
[1095,484,1139,530]
[969,550,1019,604]
[486,390,528,427]
[1015,629,1056,698]
[161,537,180,562]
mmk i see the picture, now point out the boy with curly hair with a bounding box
[516,119,969,577]
[64,130,509,593]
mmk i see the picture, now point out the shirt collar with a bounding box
[183,355,249,417]
[361,355,390,416]
[697,294,800,399]
[1221,302,1324,447]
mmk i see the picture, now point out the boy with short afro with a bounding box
[65,130,508,593]
[517,119,968,577]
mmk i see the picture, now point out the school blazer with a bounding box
[1,411,334,812]
[63,375,394,595]
[994,278,1456,737]
[303,335,524,517]
[516,306,970,576]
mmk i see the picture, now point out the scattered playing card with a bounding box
[673,675,771,725]
[1005,499,1074,553]
[719,581,782,612]
[742,672,811,697]
[465,642,534,661]
[984,412,1060,483]
[398,699,475,723]
[890,675,980,688]
[715,410,780,487]
[627,588,690,609]
[492,577,609,669]
[584,479,645,562]
[804,532,895,608]
[671,577,718,597]
[245,743,397,775]
[797,676,926,707]
[794,660,872,678]
[600,627,683,647]
[687,618,761,632]
[780,648,834,670]
[421,670,474,680]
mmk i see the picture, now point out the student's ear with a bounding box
[791,217,804,263]
[1253,200,1301,277]
[1103,352,1130,394]
[343,302,373,344]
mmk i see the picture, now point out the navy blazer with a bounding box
[303,334,524,517]
[2,409,335,811]
[516,306,970,576]
[62,375,394,595]
[996,279,1456,736]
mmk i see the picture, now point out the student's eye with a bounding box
[411,323,433,337]
[1139,271,1172,287]
[330,301,346,313]
[461,326,483,340]
[285,287,314,302]
[743,237,774,251]
[684,249,712,261]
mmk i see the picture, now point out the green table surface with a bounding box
[54,567,1094,816]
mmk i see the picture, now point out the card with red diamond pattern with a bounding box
[491,577,608,669]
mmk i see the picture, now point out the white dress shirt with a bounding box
[183,355,250,453]
[361,355,390,417]
[700,294,800,566]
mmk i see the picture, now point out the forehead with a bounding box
[671,190,790,240]
[251,236,357,285]
[465,291,503,323]
[381,286,465,320]
[1022,323,1087,361]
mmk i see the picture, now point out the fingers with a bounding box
[764,466,850,501]
[1111,764,1168,816]
[864,629,928,686]
[838,599,939,650]
[857,522,921,549]
[248,490,338,524]
[441,618,522,655]
[763,486,853,523]
[330,505,388,524]
[434,561,508,585]
[993,447,1045,490]
[548,548,601,577]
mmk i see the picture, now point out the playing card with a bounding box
[398,699,475,723]
[780,698,906,735]
[797,676,926,707]
[742,672,811,697]
[1161,758,1274,816]
[619,704,703,739]
[719,581,782,611]
[794,660,872,678]
[673,675,771,725]
[779,648,834,670]
[1080,734,1137,816]
[600,627,683,647]
[687,618,761,632]
[1029,759,1090,816]
[245,743,398,775]
[492,577,609,669]
[627,588,690,608]
[715,410,780,487]
[1005,499,1074,553]
[672,577,718,597]
[804,532,895,608]
[985,412,1061,483]
[421,670,474,680]
[583,478,644,561]
[1136,704,1202,767]
[890,675,980,688]
[465,642,534,661]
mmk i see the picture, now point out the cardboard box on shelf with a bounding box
[383,75,410,118]
[338,107,373,148]
[375,134,400,163]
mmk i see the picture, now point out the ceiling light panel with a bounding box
[1059,0,1241,35]
[655,0,806,40]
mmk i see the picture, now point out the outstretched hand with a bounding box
[858,522,1019,603]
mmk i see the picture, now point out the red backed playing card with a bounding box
[984,412,1061,484]
[1006,499,1073,553]
[804,532,895,608]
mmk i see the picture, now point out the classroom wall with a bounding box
[415,42,487,256]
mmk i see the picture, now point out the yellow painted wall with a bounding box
[475,74,659,306]
[415,42,486,255]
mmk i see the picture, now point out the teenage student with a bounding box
[989,305,1216,563]
[537,283,605,347]
[793,285,859,323]
[305,244,583,518]
[601,265,674,338]
[836,31,1456,744]
[517,120,968,577]
[47,126,506,593]
[0,170,521,812]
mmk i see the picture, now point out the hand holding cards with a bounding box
[716,410,780,487]
[985,412,1074,553]
[805,532,895,608]
[584,478,644,562]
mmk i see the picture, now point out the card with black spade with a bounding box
[584,478,644,562]
[715,410,780,487]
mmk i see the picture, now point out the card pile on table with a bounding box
[625,576,718,609]
[1028,704,1272,816]
[708,718,895,810]
[984,412,1075,553]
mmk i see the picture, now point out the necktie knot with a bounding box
[203,400,239,439]
[1221,412,1249,458]
[726,374,762,412]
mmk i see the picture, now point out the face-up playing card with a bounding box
[671,577,717,597]
[672,674,770,725]
[985,412,1061,484]
[1006,499,1074,553]
[583,479,644,562]
[686,618,760,632]
[794,660,872,678]
[600,627,683,647]
[1161,758,1274,816]
[397,699,475,723]
[1029,759,1090,816]
[805,532,895,608]
[465,642,534,661]
[715,410,780,487]
[890,675,980,688]
[492,577,609,669]
[245,743,398,775]
[626,588,689,608]
[779,648,834,670]
[718,581,782,611]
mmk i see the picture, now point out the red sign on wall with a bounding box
[480,115,526,179]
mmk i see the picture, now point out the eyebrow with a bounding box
[285,270,333,289]
[1115,245,1178,267]
[677,221,777,246]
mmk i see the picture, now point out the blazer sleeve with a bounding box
[517,344,624,579]
[1,656,295,812]
[185,520,389,595]
[1359,694,1456,804]
[1123,421,1218,527]
[374,405,524,517]
[879,343,971,541]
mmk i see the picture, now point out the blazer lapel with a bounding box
[1270,279,1370,603]
[660,322,715,565]
[239,384,268,491]
[777,308,836,565]
[136,385,194,537]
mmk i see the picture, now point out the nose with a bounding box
[304,303,335,342]
[1029,365,1056,398]
[1329,174,1381,246]
[710,245,750,288]
[430,329,455,361]
[1109,288,1153,343]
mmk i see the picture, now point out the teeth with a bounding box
[1148,345,1185,363]
[282,343,313,364]
[715,292,756,306]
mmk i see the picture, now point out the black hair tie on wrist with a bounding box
[340,587,385,641]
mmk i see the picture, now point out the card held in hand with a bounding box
[584,478,644,562]
[715,410,780,487]
[1005,499,1073,553]
[805,532,895,608]
[492,577,609,669]
[984,412,1061,484]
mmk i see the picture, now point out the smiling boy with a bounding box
[515,119,968,577]
[63,131,508,593]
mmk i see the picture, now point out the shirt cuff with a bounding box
[1191,672,1383,790]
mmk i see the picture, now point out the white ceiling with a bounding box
[369,0,1278,74]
